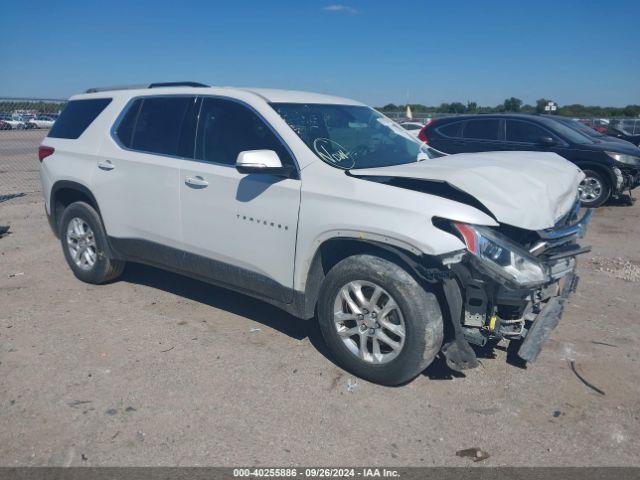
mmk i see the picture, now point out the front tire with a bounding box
[59,201,125,284]
[318,254,443,386]
[578,169,611,207]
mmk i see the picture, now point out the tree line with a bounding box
[2,98,639,119]
[0,101,65,114]
[378,98,640,118]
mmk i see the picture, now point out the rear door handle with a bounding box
[97,160,114,171]
[185,175,209,188]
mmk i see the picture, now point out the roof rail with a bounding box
[85,84,147,93]
[85,82,209,93]
[148,82,209,89]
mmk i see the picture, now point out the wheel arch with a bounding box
[573,161,617,191]
[49,180,102,237]
[294,236,445,319]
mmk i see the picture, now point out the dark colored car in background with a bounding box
[420,114,640,207]
[549,116,638,148]
[555,116,640,147]
[604,126,640,147]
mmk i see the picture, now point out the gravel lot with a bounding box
[1,131,639,466]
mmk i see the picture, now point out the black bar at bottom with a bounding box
[0,467,639,480]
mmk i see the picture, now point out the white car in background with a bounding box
[399,121,424,138]
[0,114,26,129]
[28,116,56,129]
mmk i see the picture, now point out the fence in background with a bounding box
[2,100,640,207]
[0,98,65,205]
[0,128,48,204]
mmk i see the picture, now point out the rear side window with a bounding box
[48,98,112,139]
[130,97,196,157]
[463,119,500,140]
[114,96,199,157]
[506,120,550,143]
[195,97,293,166]
[436,121,463,138]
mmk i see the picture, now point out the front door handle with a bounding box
[97,160,115,171]
[185,175,209,188]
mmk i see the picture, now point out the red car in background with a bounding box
[578,118,609,133]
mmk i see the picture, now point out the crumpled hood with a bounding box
[350,151,585,231]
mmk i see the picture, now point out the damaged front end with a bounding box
[433,199,592,370]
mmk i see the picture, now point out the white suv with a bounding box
[39,82,591,385]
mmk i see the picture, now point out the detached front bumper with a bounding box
[439,260,582,371]
[517,270,578,362]
[435,199,591,369]
[620,166,640,191]
[453,258,582,350]
[445,214,590,366]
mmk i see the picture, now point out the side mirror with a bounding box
[235,150,293,177]
[538,136,556,146]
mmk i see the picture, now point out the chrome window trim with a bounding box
[434,119,465,139]
[109,94,301,174]
[109,94,198,163]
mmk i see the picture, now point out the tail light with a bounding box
[418,119,434,143]
[38,145,54,162]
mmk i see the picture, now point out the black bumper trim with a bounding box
[517,272,578,362]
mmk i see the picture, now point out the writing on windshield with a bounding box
[271,103,430,169]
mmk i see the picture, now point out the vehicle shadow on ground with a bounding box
[422,355,466,380]
[120,262,335,361]
[422,340,527,380]
[120,263,519,384]
[604,194,635,207]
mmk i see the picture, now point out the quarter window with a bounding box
[49,98,112,139]
[506,120,550,143]
[195,98,292,166]
[463,119,500,140]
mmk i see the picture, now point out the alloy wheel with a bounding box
[578,176,603,202]
[66,217,97,270]
[333,280,406,364]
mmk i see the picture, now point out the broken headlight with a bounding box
[453,222,548,287]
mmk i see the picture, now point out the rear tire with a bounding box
[578,169,611,207]
[59,201,125,284]
[318,254,443,386]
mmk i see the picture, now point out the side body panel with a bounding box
[292,160,498,292]
[179,159,301,301]
[39,98,118,216]
[93,115,183,250]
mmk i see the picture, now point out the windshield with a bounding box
[271,103,433,169]
[565,119,605,137]
[541,118,595,145]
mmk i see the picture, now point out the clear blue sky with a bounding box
[1,0,638,106]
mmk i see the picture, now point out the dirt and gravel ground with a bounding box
[0,130,639,466]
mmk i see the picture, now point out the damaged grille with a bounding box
[496,198,591,260]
